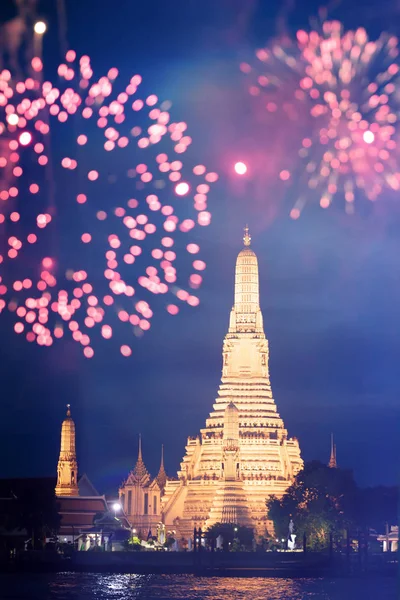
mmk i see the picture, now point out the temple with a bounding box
[55,404,78,496]
[55,405,118,543]
[162,227,303,537]
[119,437,169,535]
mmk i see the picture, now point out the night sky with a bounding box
[1,0,399,492]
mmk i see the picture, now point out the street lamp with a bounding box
[34,21,47,35]
[113,502,121,518]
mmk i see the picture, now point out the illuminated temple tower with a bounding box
[162,228,303,537]
[55,404,79,496]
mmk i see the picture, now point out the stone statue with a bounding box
[287,519,296,550]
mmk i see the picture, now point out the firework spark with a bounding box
[0,52,217,357]
[241,20,400,216]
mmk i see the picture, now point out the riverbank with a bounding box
[1,550,397,578]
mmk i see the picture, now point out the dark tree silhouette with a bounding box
[267,461,359,550]
[7,479,60,549]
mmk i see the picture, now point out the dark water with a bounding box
[0,573,397,600]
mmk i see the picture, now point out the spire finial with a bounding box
[328,433,337,468]
[66,404,71,417]
[156,443,168,491]
[243,225,251,247]
[134,434,149,479]
[138,433,142,461]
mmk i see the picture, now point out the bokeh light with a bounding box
[175,182,189,196]
[19,132,32,146]
[34,21,47,35]
[234,161,247,175]
[242,20,400,215]
[0,53,217,357]
[363,131,375,144]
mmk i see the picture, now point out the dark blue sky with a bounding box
[1,0,399,491]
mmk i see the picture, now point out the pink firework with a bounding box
[0,52,217,357]
[241,21,400,216]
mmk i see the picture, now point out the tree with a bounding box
[267,461,358,550]
[205,522,254,551]
[8,483,60,549]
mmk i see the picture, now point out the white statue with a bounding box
[287,519,296,550]
[288,534,296,550]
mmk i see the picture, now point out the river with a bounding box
[0,572,396,599]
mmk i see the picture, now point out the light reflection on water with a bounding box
[0,573,396,600]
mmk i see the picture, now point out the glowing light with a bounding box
[175,182,189,196]
[244,20,400,213]
[120,345,132,357]
[0,52,215,357]
[34,21,47,35]
[19,132,32,146]
[363,131,375,144]
[7,114,19,126]
[234,162,247,175]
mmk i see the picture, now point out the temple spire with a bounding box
[55,404,79,496]
[138,433,143,461]
[160,230,303,537]
[243,225,251,247]
[156,444,168,491]
[328,433,337,468]
[134,434,149,479]
[229,224,262,334]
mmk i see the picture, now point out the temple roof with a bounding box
[238,247,256,257]
[156,445,168,491]
[57,496,108,535]
[78,473,100,497]
[133,434,150,479]
[60,404,75,435]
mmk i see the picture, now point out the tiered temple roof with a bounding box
[133,435,150,480]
